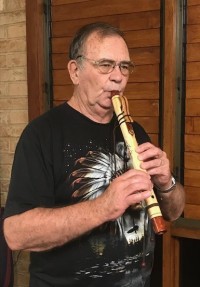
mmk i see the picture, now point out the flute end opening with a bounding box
[151,216,167,235]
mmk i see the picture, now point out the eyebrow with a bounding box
[98,58,132,63]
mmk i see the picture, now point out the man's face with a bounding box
[70,32,131,119]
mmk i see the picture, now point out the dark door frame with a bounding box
[26,0,51,121]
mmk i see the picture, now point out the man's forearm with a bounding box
[156,182,185,221]
[3,199,107,252]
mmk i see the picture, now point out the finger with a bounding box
[117,168,151,181]
[136,142,153,152]
[140,157,166,170]
[124,176,153,196]
[137,146,163,162]
[127,189,152,205]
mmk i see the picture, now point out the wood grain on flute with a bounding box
[112,93,166,235]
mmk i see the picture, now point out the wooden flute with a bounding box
[112,92,167,235]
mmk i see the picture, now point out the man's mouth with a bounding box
[110,90,121,97]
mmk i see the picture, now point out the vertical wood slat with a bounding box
[26,0,47,121]
[161,1,178,287]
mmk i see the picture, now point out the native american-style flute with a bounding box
[112,92,166,235]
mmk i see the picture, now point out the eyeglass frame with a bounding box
[76,55,135,76]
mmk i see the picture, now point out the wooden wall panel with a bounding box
[185,135,200,152]
[187,25,200,42]
[187,5,200,24]
[184,204,200,219]
[186,62,200,80]
[186,99,200,116]
[52,10,160,37]
[188,0,200,5]
[185,152,200,169]
[51,0,160,21]
[185,0,200,218]
[187,43,200,61]
[185,186,200,204]
[186,80,200,98]
[50,0,161,145]
[184,170,200,187]
[185,117,200,133]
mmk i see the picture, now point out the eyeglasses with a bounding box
[76,55,134,76]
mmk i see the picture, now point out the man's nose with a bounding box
[109,65,123,82]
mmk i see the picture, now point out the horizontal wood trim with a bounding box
[52,17,118,37]
[52,37,71,54]
[53,69,70,85]
[129,64,160,82]
[186,80,200,98]
[187,43,200,62]
[184,204,200,219]
[124,29,160,48]
[185,134,200,151]
[185,186,200,204]
[128,99,159,116]
[186,99,200,116]
[171,217,200,239]
[51,0,162,8]
[133,117,158,133]
[52,0,89,5]
[185,152,200,169]
[120,10,160,30]
[53,85,74,99]
[187,25,200,43]
[185,117,200,134]
[125,82,159,99]
[187,5,200,24]
[130,47,160,65]
[186,62,200,80]
[184,169,200,187]
[51,0,160,21]
[52,54,67,69]
[52,11,160,37]
[187,0,200,6]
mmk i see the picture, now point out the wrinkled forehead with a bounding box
[83,32,130,59]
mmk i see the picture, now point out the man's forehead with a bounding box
[86,32,122,45]
[84,33,128,56]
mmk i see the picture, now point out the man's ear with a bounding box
[67,60,80,85]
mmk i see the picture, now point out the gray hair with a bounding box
[69,22,126,60]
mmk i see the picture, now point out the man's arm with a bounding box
[3,200,106,252]
[136,142,185,221]
[3,169,153,252]
[156,181,185,221]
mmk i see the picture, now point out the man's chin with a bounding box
[100,99,113,110]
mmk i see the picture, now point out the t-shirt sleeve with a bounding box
[132,121,151,145]
[3,121,55,219]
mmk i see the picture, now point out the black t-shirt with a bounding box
[4,103,155,287]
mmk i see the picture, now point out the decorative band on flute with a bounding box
[111,92,167,235]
